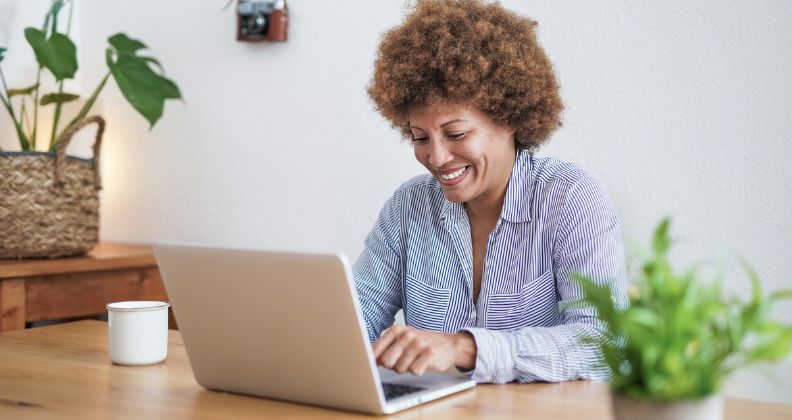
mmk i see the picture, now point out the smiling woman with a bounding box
[353,0,628,384]
[408,103,516,208]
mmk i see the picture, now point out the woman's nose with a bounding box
[428,139,453,169]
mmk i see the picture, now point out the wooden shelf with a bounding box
[0,242,157,278]
[0,242,169,332]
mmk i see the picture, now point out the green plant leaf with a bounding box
[744,323,792,363]
[24,28,78,80]
[139,56,163,72]
[155,72,181,99]
[108,33,147,54]
[40,92,79,105]
[0,47,6,63]
[769,289,792,302]
[628,307,662,329]
[8,83,40,97]
[106,34,181,128]
[741,260,762,305]
[10,84,39,98]
[43,0,67,34]
[107,50,162,127]
[652,218,671,256]
[574,217,792,402]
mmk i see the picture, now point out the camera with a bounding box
[237,0,288,42]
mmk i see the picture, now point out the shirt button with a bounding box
[470,311,477,320]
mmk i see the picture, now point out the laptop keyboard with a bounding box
[381,382,426,400]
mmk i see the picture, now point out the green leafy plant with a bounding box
[574,219,792,401]
[0,0,180,152]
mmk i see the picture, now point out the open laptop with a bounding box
[153,244,475,415]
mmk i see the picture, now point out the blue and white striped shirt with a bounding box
[353,150,628,384]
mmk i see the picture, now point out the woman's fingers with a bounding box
[372,328,397,359]
[377,327,416,369]
[373,326,452,375]
[392,336,425,373]
[409,346,437,376]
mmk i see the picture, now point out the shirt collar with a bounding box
[500,150,533,223]
[440,150,534,229]
[441,199,466,231]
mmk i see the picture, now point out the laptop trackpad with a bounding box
[379,367,471,388]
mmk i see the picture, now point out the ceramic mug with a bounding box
[107,301,170,365]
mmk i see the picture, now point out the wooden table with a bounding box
[0,242,167,332]
[1,321,791,419]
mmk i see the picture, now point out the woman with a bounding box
[353,0,627,384]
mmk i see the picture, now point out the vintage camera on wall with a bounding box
[237,0,288,42]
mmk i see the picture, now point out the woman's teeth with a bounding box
[440,166,468,180]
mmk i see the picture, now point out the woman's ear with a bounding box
[504,126,517,140]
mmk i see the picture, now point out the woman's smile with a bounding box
[437,165,470,185]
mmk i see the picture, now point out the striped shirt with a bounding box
[353,150,628,384]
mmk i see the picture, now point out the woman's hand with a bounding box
[372,325,477,375]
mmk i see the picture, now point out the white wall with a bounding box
[3,0,791,403]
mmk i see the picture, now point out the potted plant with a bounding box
[0,0,180,258]
[575,219,792,420]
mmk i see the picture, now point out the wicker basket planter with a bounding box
[0,116,105,259]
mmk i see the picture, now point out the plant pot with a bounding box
[611,393,723,420]
[0,117,105,258]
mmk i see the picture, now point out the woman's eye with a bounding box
[412,136,428,143]
[447,132,467,140]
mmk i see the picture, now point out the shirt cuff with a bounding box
[460,327,515,383]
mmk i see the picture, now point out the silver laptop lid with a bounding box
[154,244,387,413]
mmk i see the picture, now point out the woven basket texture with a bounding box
[0,116,105,259]
[0,153,99,258]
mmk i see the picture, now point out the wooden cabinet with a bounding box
[0,242,172,331]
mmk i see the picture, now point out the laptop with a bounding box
[153,244,476,415]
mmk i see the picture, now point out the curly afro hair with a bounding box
[367,0,564,150]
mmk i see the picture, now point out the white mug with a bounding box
[107,301,170,366]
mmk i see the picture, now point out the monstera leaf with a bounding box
[108,33,146,54]
[24,28,77,80]
[106,33,181,128]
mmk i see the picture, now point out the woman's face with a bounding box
[409,102,516,208]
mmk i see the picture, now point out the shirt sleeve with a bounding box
[352,188,405,343]
[462,172,629,383]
